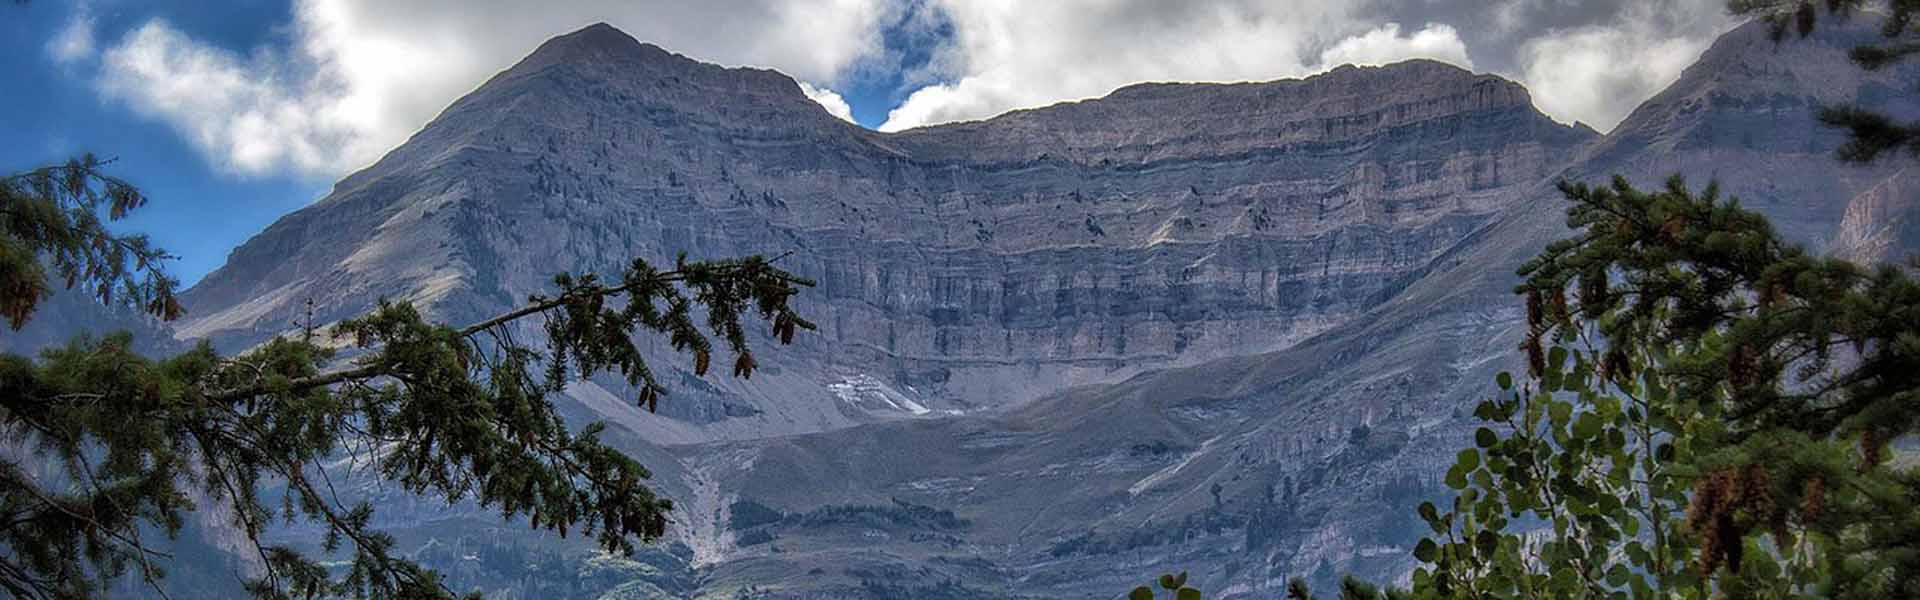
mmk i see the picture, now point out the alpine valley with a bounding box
[46,15,1920,600]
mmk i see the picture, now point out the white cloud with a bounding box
[79,0,1748,175]
[1317,23,1473,70]
[92,0,890,177]
[1489,0,1540,34]
[47,3,96,64]
[877,1,1475,132]
[1511,0,1737,131]
[798,81,856,122]
[99,22,362,175]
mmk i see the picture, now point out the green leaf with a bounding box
[1176,588,1202,600]
[1572,412,1602,439]
[1548,400,1573,428]
[1457,448,1481,472]
[1159,574,1179,590]
[1497,371,1513,390]
[1475,427,1498,448]
[1418,501,1438,523]
[1415,538,1439,562]
[1131,586,1155,600]
[1445,464,1468,490]
[1474,529,1499,557]
[1605,564,1630,587]
[1624,541,1650,567]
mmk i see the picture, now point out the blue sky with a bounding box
[4,0,1740,287]
[3,1,329,286]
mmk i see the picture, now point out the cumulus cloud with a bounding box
[75,0,1744,175]
[46,3,96,64]
[1489,0,1541,34]
[877,2,1478,132]
[1317,23,1473,70]
[798,81,856,122]
[99,22,369,175]
[1510,0,1736,131]
[92,0,890,177]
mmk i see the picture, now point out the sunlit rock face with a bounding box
[177,23,1592,443]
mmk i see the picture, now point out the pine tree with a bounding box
[0,158,815,600]
[1273,177,1919,599]
[0,156,180,330]
[1507,176,1918,597]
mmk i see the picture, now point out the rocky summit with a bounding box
[154,16,1920,600]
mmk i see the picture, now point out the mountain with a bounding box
[651,17,1920,599]
[176,23,1590,447]
[0,286,180,357]
[158,16,1920,600]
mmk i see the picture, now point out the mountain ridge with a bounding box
[175,21,1594,450]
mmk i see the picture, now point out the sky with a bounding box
[2,0,1743,286]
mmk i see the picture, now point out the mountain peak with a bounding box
[516,22,673,69]
[571,21,624,38]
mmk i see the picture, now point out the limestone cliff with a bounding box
[178,23,1592,445]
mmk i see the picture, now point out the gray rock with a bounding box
[177,22,1591,446]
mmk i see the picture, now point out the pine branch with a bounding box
[205,258,811,404]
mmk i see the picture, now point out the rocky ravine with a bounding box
[147,16,1920,600]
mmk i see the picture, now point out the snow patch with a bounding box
[826,372,931,415]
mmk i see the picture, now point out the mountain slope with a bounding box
[177,23,1592,447]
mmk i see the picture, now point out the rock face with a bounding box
[1834,167,1920,264]
[177,23,1591,444]
[1576,16,1920,246]
[656,17,1920,600]
[159,17,1920,600]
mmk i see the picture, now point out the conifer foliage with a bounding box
[1252,6,1920,598]
[1415,176,1918,598]
[0,158,815,599]
[1511,176,1917,597]
[1276,177,1919,599]
[0,155,180,330]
